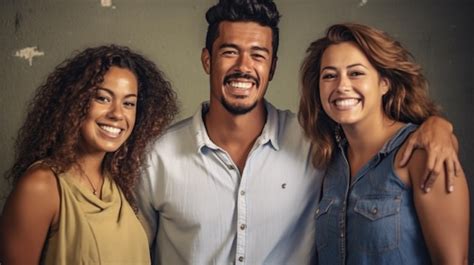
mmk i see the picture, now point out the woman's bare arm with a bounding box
[407,149,469,265]
[0,166,60,265]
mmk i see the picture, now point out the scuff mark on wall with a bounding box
[100,0,116,9]
[14,12,22,33]
[101,0,112,7]
[15,47,45,66]
[359,0,368,7]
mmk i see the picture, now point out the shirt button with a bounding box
[227,164,235,170]
[315,208,320,214]
[240,224,247,230]
[240,190,246,196]
[340,232,344,238]
[238,256,244,262]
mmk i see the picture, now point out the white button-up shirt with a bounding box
[137,101,322,264]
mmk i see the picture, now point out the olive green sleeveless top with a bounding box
[42,172,151,265]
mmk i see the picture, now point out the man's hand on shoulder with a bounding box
[399,116,462,193]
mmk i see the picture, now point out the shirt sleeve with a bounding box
[136,149,160,248]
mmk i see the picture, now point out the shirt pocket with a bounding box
[351,196,401,254]
[314,197,334,250]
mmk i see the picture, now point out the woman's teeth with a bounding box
[100,125,122,135]
[334,98,360,107]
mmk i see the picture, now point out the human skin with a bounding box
[0,66,139,264]
[319,41,469,264]
[201,21,276,172]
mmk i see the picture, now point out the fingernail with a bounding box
[425,187,431,193]
[448,186,454,192]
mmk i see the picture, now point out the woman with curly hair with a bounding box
[0,45,178,264]
[299,23,468,264]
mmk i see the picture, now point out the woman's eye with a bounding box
[350,71,364,77]
[95,96,110,103]
[124,101,136,108]
[321,73,336,79]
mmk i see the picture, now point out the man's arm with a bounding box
[135,151,160,250]
[399,116,462,192]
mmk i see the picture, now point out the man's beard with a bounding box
[221,96,258,115]
[220,71,261,115]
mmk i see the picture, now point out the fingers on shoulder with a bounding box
[406,149,430,188]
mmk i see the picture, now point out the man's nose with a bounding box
[235,53,253,73]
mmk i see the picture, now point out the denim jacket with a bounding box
[315,123,431,264]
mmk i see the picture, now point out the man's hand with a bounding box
[399,116,462,193]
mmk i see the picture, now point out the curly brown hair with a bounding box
[298,23,440,169]
[7,45,178,209]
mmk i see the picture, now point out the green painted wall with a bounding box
[1,0,473,258]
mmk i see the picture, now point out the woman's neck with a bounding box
[75,153,104,176]
[342,116,404,177]
[71,151,106,196]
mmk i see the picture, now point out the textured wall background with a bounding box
[1,0,473,260]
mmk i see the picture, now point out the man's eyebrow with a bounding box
[218,43,271,54]
[218,43,239,50]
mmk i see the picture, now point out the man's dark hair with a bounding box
[205,0,281,58]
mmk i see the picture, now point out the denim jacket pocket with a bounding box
[315,198,334,250]
[352,196,401,253]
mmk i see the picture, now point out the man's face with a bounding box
[201,21,276,115]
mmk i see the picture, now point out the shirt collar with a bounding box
[260,101,280,151]
[379,123,417,155]
[192,101,281,154]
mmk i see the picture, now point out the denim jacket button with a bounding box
[372,207,378,215]
[316,208,320,214]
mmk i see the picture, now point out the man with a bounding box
[137,0,460,264]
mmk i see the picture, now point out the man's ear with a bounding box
[269,56,278,81]
[201,48,211,74]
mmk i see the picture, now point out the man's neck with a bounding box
[204,101,267,173]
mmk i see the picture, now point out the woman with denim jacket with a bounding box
[299,23,469,264]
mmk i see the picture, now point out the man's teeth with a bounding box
[229,81,252,89]
[100,125,121,135]
[334,98,360,107]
